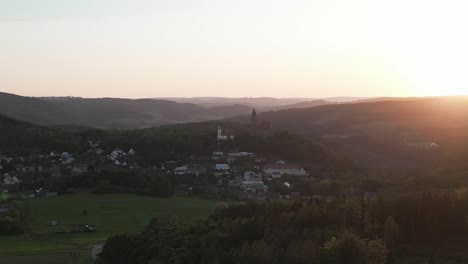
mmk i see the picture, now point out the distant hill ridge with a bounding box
[0,92,255,129]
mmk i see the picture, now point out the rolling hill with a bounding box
[229,97,468,168]
[0,92,253,129]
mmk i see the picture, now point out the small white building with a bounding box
[214,164,230,176]
[215,164,230,171]
[263,164,308,177]
[174,166,188,175]
[217,127,235,141]
[109,148,126,161]
[212,151,224,160]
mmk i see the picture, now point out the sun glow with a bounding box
[1,0,468,97]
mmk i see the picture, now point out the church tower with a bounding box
[217,126,223,141]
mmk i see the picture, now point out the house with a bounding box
[283,182,291,188]
[3,174,21,185]
[263,164,308,177]
[215,164,230,176]
[244,171,262,181]
[217,126,235,141]
[128,148,136,155]
[228,151,254,157]
[211,151,224,160]
[240,180,268,193]
[109,148,125,161]
[240,171,268,193]
[174,166,188,175]
[61,152,75,165]
[271,172,282,179]
[215,164,230,171]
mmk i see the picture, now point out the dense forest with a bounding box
[99,190,468,264]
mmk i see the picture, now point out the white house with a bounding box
[174,166,188,175]
[212,151,224,160]
[215,164,230,176]
[263,164,308,177]
[109,148,125,161]
[217,127,235,141]
[215,164,230,171]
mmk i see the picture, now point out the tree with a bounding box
[364,239,389,264]
[383,216,399,249]
[321,233,365,264]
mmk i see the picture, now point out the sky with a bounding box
[1,0,467,98]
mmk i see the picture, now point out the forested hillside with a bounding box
[229,97,468,168]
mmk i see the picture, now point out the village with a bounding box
[0,110,324,207]
[0,125,313,203]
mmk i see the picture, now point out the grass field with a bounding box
[0,193,226,263]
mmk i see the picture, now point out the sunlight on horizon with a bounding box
[1,0,468,98]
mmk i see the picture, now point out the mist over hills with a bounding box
[0,92,358,129]
[157,96,365,108]
[0,92,256,129]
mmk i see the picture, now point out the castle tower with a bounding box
[251,108,257,125]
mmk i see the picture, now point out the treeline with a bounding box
[98,198,389,264]
[0,202,23,236]
[98,190,468,264]
[49,170,174,197]
[220,131,356,172]
[2,114,355,174]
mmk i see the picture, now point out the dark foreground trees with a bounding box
[99,190,468,264]
[98,199,390,264]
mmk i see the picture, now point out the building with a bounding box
[240,171,268,193]
[3,174,21,185]
[217,127,235,141]
[215,164,230,176]
[109,148,125,161]
[61,152,75,165]
[263,164,308,177]
[212,151,224,160]
[174,166,188,175]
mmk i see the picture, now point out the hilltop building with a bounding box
[217,127,235,141]
[250,108,271,136]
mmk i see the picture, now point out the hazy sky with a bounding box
[1,0,467,98]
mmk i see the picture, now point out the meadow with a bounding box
[0,193,226,263]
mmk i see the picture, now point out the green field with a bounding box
[0,193,226,263]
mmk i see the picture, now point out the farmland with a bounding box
[0,193,226,263]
